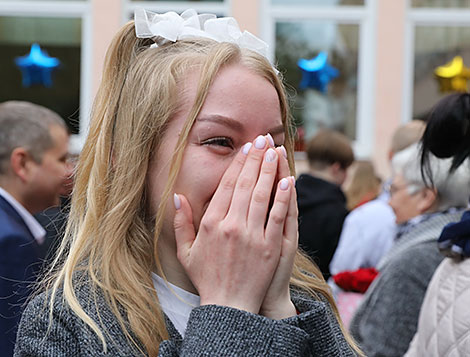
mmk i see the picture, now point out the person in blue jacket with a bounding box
[0,100,69,356]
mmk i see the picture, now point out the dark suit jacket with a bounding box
[0,195,41,356]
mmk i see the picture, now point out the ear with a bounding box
[330,162,347,186]
[330,162,341,175]
[10,147,34,183]
[417,187,437,213]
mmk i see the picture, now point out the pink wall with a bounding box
[373,0,407,179]
[231,0,260,35]
[91,0,123,97]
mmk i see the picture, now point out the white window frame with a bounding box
[403,0,470,124]
[0,1,93,154]
[259,0,377,158]
[124,0,231,22]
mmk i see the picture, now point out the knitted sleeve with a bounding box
[16,288,355,356]
[159,297,355,356]
[14,293,81,356]
[350,243,444,357]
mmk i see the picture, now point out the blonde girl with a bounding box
[15,9,362,356]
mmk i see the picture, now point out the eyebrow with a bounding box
[196,114,285,136]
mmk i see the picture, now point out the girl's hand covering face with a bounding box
[173,135,297,317]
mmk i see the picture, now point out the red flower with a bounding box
[333,267,379,293]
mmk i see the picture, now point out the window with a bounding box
[131,0,222,1]
[276,22,359,143]
[272,0,363,5]
[413,26,470,119]
[411,0,470,8]
[124,0,228,20]
[403,2,470,123]
[0,16,81,133]
[264,0,375,156]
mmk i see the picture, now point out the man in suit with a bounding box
[0,101,69,356]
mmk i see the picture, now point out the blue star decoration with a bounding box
[15,43,60,88]
[297,52,339,93]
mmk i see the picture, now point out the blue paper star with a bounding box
[298,52,339,93]
[15,43,60,88]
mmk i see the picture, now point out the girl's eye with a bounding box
[201,137,234,149]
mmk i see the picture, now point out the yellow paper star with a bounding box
[434,56,470,93]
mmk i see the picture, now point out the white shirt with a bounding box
[0,186,45,245]
[329,196,397,275]
[151,273,200,337]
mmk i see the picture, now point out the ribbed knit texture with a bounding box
[14,283,356,356]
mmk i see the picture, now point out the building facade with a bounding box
[1,0,470,177]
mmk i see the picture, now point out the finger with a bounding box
[283,176,298,248]
[266,133,275,148]
[265,177,291,244]
[272,145,290,208]
[173,193,195,267]
[276,145,290,182]
[247,148,279,231]
[203,142,251,221]
[227,135,269,220]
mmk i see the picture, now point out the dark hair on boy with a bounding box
[306,129,354,170]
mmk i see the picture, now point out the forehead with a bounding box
[179,64,283,132]
[392,173,406,184]
[48,125,69,153]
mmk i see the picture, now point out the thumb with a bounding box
[173,193,195,265]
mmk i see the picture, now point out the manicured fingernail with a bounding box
[290,176,296,185]
[242,142,252,155]
[280,145,287,159]
[265,148,277,162]
[280,178,289,191]
[254,135,266,149]
[173,193,181,210]
[266,133,275,147]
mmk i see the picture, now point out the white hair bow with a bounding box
[134,8,270,60]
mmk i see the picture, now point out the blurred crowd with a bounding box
[1,94,470,356]
[296,93,470,356]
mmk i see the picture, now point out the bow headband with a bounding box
[134,8,270,61]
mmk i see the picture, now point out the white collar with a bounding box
[151,272,200,337]
[0,186,46,245]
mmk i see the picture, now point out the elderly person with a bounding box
[349,142,470,357]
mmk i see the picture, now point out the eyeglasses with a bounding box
[387,184,406,196]
[386,182,423,196]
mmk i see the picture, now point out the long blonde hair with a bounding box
[45,21,362,356]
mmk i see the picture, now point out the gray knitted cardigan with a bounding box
[349,210,463,357]
[14,279,355,356]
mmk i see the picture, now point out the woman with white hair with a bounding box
[349,141,470,357]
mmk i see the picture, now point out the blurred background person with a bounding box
[343,160,382,211]
[350,142,470,357]
[0,101,69,356]
[296,128,354,280]
[330,120,426,277]
[406,93,470,357]
[329,121,426,329]
[34,152,76,265]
